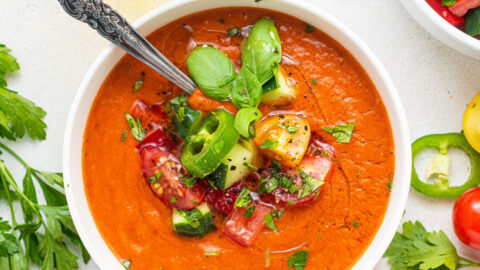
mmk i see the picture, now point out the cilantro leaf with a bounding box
[38,234,78,270]
[288,250,309,270]
[0,87,47,141]
[0,45,19,78]
[322,122,355,143]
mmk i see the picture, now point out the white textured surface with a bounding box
[0,0,479,269]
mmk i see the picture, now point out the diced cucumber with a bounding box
[172,203,215,237]
[261,65,297,106]
[207,143,255,190]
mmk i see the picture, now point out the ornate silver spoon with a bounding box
[58,0,197,94]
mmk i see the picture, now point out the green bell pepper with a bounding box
[411,133,480,198]
[181,109,240,178]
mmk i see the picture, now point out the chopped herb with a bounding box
[234,188,252,208]
[319,151,335,161]
[227,27,241,37]
[304,22,314,33]
[125,112,145,141]
[288,250,309,270]
[317,234,321,238]
[132,78,144,92]
[219,18,225,24]
[122,259,132,269]
[271,209,283,220]
[207,178,218,190]
[287,201,296,205]
[243,206,256,218]
[259,177,278,194]
[322,122,355,143]
[171,196,178,203]
[243,161,258,170]
[311,78,317,85]
[353,220,359,227]
[121,129,128,142]
[441,0,456,6]
[205,249,220,257]
[356,173,360,178]
[297,171,324,199]
[264,214,278,232]
[147,172,163,184]
[260,140,278,149]
[386,181,392,191]
[278,123,298,134]
[182,176,198,188]
[271,160,281,174]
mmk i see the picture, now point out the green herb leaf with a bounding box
[132,78,144,93]
[271,209,283,220]
[243,206,256,218]
[322,122,355,143]
[311,78,317,85]
[122,259,132,269]
[234,107,262,139]
[125,112,145,141]
[37,171,64,187]
[297,171,324,199]
[260,140,278,149]
[318,151,335,161]
[242,18,282,85]
[234,188,252,208]
[166,95,202,140]
[304,22,314,33]
[353,220,359,228]
[170,196,178,203]
[186,46,236,101]
[288,250,309,270]
[383,221,470,270]
[264,213,278,232]
[0,45,20,79]
[38,233,79,270]
[231,65,263,109]
[121,130,128,142]
[227,27,241,36]
[465,7,480,36]
[278,123,297,134]
[243,162,258,170]
[441,0,456,6]
[182,176,198,188]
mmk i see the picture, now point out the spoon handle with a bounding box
[58,0,196,94]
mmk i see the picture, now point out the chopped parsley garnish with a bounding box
[121,129,128,142]
[259,177,278,194]
[384,220,480,269]
[125,112,145,141]
[278,123,298,134]
[297,171,324,199]
[234,188,252,208]
[122,259,132,269]
[219,18,225,24]
[353,220,359,228]
[356,173,360,178]
[304,22,314,33]
[319,151,335,161]
[260,140,278,149]
[386,181,392,190]
[287,201,296,205]
[243,161,258,170]
[264,213,278,232]
[271,160,281,174]
[147,172,163,184]
[132,78,144,93]
[279,176,297,194]
[311,78,317,85]
[271,209,283,220]
[288,250,309,270]
[243,206,256,218]
[441,0,456,6]
[227,27,241,37]
[182,176,198,188]
[170,196,178,203]
[322,122,355,143]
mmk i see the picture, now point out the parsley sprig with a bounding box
[384,221,479,270]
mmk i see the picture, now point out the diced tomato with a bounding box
[187,88,238,115]
[140,145,205,210]
[205,181,244,215]
[136,128,176,152]
[131,100,169,132]
[223,203,271,247]
[426,0,465,27]
[449,0,480,17]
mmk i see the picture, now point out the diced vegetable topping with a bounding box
[172,203,216,237]
[322,122,355,143]
[223,203,271,246]
[234,188,253,208]
[166,95,202,140]
[261,66,298,107]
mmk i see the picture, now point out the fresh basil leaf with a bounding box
[186,46,236,101]
[466,7,480,36]
[322,122,355,143]
[288,250,309,270]
[166,95,202,140]
[125,113,145,142]
[264,213,277,232]
[231,65,262,109]
[234,107,262,139]
[234,188,252,208]
[242,18,282,85]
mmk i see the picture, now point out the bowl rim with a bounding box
[401,0,480,59]
[63,0,412,269]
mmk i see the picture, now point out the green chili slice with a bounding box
[411,133,480,198]
[181,109,240,178]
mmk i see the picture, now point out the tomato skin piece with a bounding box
[223,203,271,247]
[453,187,480,250]
[205,181,243,215]
[426,0,465,27]
[136,128,176,152]
[449,0,480,17]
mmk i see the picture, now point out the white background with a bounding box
[1,0,480,269]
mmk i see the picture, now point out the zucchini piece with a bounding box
[172,203,215,237]
[207,143,255,190]
[261,66,298,106]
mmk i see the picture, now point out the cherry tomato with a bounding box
[223,203,271,247]
[136,128,176,152]
[140,144,204,210]
[453,187,480,250]
[205,181,243,215]
[131,100,169,133]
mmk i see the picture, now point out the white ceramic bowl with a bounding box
[401,0,480,59]
[63,0,412,269]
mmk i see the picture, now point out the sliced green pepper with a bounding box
[181,109,240,178]
[411,133,480,198]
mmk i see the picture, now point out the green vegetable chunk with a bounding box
[234,107,262,139]
[466,7,480,36]
[186,46,236,101]
[288,250,309,270]
[166,95,202,140]
[172,203,216,237]
[441,0,456,6]
[322,122,355,143]
[231,65,263,109]
[384,220,480,270]
[242,18,282,85]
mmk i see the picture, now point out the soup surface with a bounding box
[82,7,394,270]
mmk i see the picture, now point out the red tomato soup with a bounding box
[82,7,395,270]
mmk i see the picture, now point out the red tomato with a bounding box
[131,100,169,132]
[137,128,176,152]
[426,0,465,27]
[205,181,243,215]
[449,0,480,17]
[140,144,205,210]
[453,187,480,250]
[223,203,271,247]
